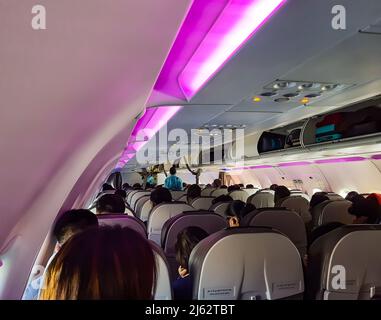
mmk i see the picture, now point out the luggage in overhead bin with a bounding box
[258,132,286,153]
[315,112,347,143]
[344,106,381,138]
[285,128,301,148]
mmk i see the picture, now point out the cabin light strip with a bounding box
[314,157,366,164]
[371,154,381,160]
[116,106,183,167]
[278,161,311,167]
[178,0,287,100]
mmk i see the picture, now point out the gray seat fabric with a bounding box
[170,190,186,201]
[210,188,228,197]
[139,200,153,222]
[126,190,140,206]
[97,214,147,238]
[135,195,150,218]
[209,201,231,217]
[326,193,344,201]
[278,196,311,223]
[243,208,307,256]
[130,191,151,212]
[190,227,304,300]
[191,197,215,210]
[311,200,353,228]
[242,188,259,196]
[306,225,381,300]
[147,202,194,245]
[161,211,226,281]
[201,188,215,197]
[290,191,310,201]
[177,194,187,202]
[150,241,173,300]
[247,191,275,208]
[229,190,249,202]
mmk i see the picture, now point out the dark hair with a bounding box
[187,184,201,203]
[238,184,244,188]
[308,222,344,247]
[150,187,172,207]
[345,191,359,202]
[96,194,125,214]
[122,183,130,190]
[348,196,381,223]
[175,227,209,270]
[212,195,233,205]
[102,183,114,192]
[115,189,127,199]
[226,200,255,222]
[310,192,329,210]
[227,185,240,193]
[212,179,222,188]
[53,209,98,245]
[133,183,142,190]
[169,166,176,175]
[246,184,254,189]
[40,226,156,300]
[269,184,278,191]
[220,185,228,189]
[274,186,291,204]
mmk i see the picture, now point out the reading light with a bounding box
[300,97,309,104]
[178,0,287,100]
[253,96,262,102]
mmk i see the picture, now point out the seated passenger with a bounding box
[225,200,255,227]
[227,185,240,193]
[115,189,127,200]
[345,191,359,202]
[164,166,183,191]
[132,183,142,190]
[102,183,115,192]
[187,184,201,205]
[274,185,291,205]
[96,194,125,214]
[211,194,233,205]
[212,179,222,188]
[246,184,254,189]
[23,209,98,300]
[367,193,381,206]
[269,184,278,191]
[150,187,172,207]
[238,183,244,188]
[122,183,130,190]
[348,196,381,224]
[220,185,228,189]
[173,226,209,300]
[39,226,156,300]
[309,192,329,210]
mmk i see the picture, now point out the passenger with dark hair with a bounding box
[187,184,201,205]
[164,166,183,191]
[115,189,127,200]
[40,226,156,300]
[227,185,240,193]
[225,200,256,227]
[348,196,381,224]
[238,183,244,188]
[23,209,99,300]
[102,183,115,192]
[269,184,278,191]
[173,226,209,300]
[150,187,172,207]
[246,184,254,189]
[211,194,233,205]
[212,179,222,188]
[133,183,142,190]
[345,191,359,202]
[221,185,228,189]
[274,185,291,205]
[122,183,130,190]
[309,192,329,210]
[96,194,125,214]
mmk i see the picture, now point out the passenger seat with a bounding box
[277,196,311,223]
[191,197,215,210]
[311,200,353,228]
[247,190,275,208]
[97,214,147,238]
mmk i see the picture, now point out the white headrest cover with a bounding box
[201,188,215,197]
[150,242,172,300]
[190,228,304,300]
[139,200,153,222]
[191,197,215,210]
[248,192,275,208]
[211,189,229,197]
[210,202,231,217]
[229,190,249,202]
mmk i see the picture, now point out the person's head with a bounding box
[308,222,344,248]
[150,187,172,207]
[345,191,359,202]
[348,196,381,224]
[102,183,114,192]
[238,183,244,188]
[96,194,125,214]
[246,184,254,189]
[187,184,201,204]
[53,209,98,247]
[115,189,127,199]
[211,194,233,205]
[309,192,329,211]
[169,166,176,175]
[40,226,156,300]
[221,185,228,189]
[212,179,222,188]
[122,183,130,190]
[226,200,255,227]
[227,185,240,193]
[274,186,291,204]
[175,226,209,274]
[269,184,278,191]
[133,183,142,190]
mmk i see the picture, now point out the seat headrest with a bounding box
[191,197,215,210]
[190,227,304,300]
[161,211,226,254]
[211,188,229,197]
[97,214,147,238]
[278,196,311,223]
[209,201,232,216]
[311,200,352,227]
[247,192,275,208]
[229,190,249,202]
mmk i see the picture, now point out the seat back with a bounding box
[211,188,228,197]
[247,191,275,208]
[151,242,173,300]
[191,197,215,210]
[130,191,150,211]
[97,214,147,238]
[147,202,194,244]
[326,193,344,201]
[177,194,187,202]
[229,190,249,202]
[307,225,381,300]
[135,195,150,218]
[243,208,307,256]
[209,201,231,217]
[139,200,153,222]
[242,188,259,196]
[201,188,215,197]
[170,190,186,201]
[279,196,311,223]
[311,200,353,228]
[190,227,304,300]
[290,191,310,201]
[126,190,140,205]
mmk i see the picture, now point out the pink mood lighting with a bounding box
[371,154,381,160]
[314,157,366,164]
[116,106,182,167]
[278,161,311,167]
[178,0,287,100]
